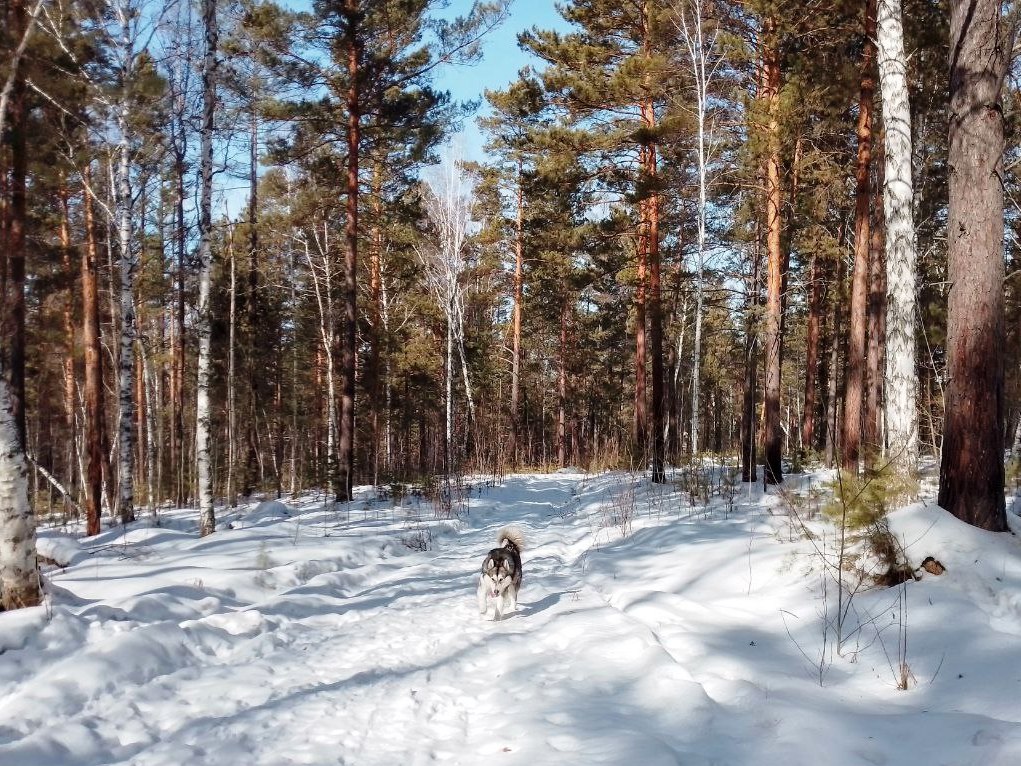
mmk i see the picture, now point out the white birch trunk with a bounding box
[0,377,39,609]
[877,0,918,474]
[196,0,217,536]
[0,0,42,610]
[446,309,454,473]
[419,149,476,475]
[116,90,136,525]
[678,0,719,459]
[302,230,338,499]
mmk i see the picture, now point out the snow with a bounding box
[3,470,1021,765]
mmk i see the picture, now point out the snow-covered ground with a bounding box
[2,470,1021,765]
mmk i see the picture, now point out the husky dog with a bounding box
[476,527,524,620]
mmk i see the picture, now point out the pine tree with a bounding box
[522,0,681,481]
[938,0,1012,532]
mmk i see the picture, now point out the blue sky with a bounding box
[432,0,568,159]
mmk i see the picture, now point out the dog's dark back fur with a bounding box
[482,527,524,588]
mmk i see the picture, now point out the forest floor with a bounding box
[2,468,1021,765]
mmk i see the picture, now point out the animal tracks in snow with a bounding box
[3,471,1021,765]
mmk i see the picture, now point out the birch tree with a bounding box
[676,0,721,457]
[195,0,217,536]
[0,0,43,610]
[418,151,476,474]
[876,0,917,478]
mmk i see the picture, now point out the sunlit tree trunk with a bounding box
[938,0,1012,531]
[877,0,918,477]
[842,0,876,472]
[82,167,104,536]
[762,20,784,485]
[337,0,361,502]
[0,0,40,609]
[196,0,217,536]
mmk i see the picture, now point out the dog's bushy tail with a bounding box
[497,526,525,553]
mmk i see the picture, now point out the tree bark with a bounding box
[337,0,360,502]
[2,0,27,450]
[557,299,568,469]
[82,167,104,536]
[877,0,918,477]
[0,0,39,609]
[115,13,137,524]
[643,99,666,483]
[762,21,784,485]
[634,154,648,468]
[0,375,37,609]
[195,0,217,536]
[938,0,1011,532]
[842,0,877,472]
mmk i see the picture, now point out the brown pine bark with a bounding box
[337,1,360,501]
[864,138,887,465]
[762,21,784,485]
[82,170,104,536]
[842,0,877,472]
[643,98,666,483]
[938,0,1012,532]
[634,158,648,466]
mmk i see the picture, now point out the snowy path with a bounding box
[3,471,1021,765]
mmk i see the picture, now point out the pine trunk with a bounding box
[82,169,104,536]
[195,0,217,537]
[644,100,665,483]
[877,0,918,475]
[938,0,1011,532]
[762,24,784,485]
[634,165,648,468]
[337,2,360,502]
[842,0,876,472]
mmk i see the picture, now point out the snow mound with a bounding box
[36,534,89,567]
